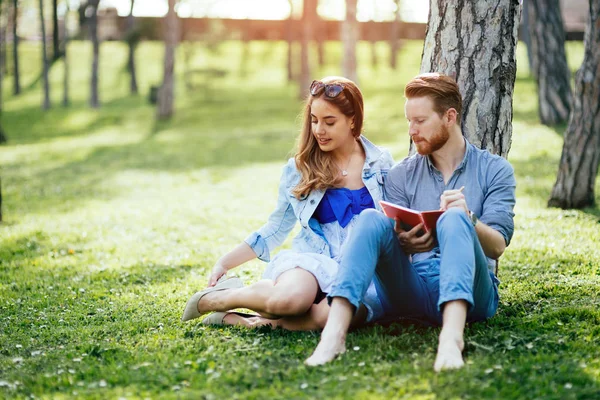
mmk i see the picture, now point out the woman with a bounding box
[181,77,394,330]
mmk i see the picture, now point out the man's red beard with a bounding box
[414,124,450,155]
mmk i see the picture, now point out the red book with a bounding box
[379,200,445,233]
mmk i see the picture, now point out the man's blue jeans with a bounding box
[329,208,499,325]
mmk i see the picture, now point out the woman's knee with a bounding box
[264,289,313,316]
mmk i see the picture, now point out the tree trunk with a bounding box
[528,0,571,126]
[316,18,325,67]
[38,0,50,110]
[390,0,403,69]
[520,0,534,76]
[127,0,138,94]
[0,0,6,144]
[11,0,19,95]
[419,0,521,158]
[156,0,178,119]
[341,0,358,84]
[62,0,69,106]
[89,0,99,108]
[299,0,316,99]
[548,0,600,209]
[52,0,59,61]
[286,0,294,82]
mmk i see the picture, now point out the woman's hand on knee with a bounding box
[208,264,228,287]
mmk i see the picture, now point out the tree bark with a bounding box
[299,0,316,98]
[341,0,358,84]
[528,0,571,126]
[548,0,600,209]
[11,0,19,95]
[156,0,178,119]
[419,0,521,158]
[127,0,138,94]
[38,0,50,110]
[52,0,59,61]
[390,0,403,69]
[89,0,100,108]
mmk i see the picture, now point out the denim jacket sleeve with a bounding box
[244,159,298,262]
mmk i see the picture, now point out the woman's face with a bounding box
[310,97,355,153]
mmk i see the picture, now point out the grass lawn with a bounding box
[1,39,599,399]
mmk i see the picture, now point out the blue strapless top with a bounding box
[313,186,375,228]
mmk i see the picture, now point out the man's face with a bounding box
[405,96,450,155]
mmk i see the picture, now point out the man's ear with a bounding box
[445,108,458,125]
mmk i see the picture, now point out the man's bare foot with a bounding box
[434,333,465,372]
[305,331,346,366]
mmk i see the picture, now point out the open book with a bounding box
[379,200,445,233]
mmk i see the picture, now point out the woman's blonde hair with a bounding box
[292,76,364,199]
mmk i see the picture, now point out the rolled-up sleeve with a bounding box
[243,160,298,262]
[383,163,410,207]
[479,158,516,245]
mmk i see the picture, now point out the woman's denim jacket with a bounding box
[244,136,394,262]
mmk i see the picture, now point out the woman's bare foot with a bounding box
[304,331,346,366]
[434,332,465,372]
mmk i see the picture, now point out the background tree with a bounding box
[38,0,50,110]
[285,0,294,82]
[528,0,571,125]
[126,0,138,94]
[299,0,317,98]
[89,0,100,108]
[548,0,600,209]
[341,0,358,84]
[520,0,534,75]
[52,0,59,61]
[389,0,403,69]
[419,0,521,158]
[156,0,178,119]
[0,0,7,143]
[11,0,19,95]
[62,0,69,106]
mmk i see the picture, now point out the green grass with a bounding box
[1,39,599,399]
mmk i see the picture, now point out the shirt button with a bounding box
[310,199,315,204]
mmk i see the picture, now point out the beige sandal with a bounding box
[181,276,243,322]
[201,311,259,326]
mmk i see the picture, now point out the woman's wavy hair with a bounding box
[292,76,364,199]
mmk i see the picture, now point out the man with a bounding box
[305,73,516,371]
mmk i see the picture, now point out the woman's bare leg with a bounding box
[197,268,319,319]
[220,298,369,331]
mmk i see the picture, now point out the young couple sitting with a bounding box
[181,73,516,371]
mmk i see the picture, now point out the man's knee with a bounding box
[437,207,470,229]
[357,209,393,235]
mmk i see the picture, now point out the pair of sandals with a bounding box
[181,276,258,325]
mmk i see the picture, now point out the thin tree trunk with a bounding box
[548,0,600,209]
[127,0,138,94]
[286,0,294,82]
[341,0,358,84]
[299,0,316,98]
[38,0,50,110]
[89,0,99,108]
[11,0,19,95]
[521,0,534,76]
[157,0,178,119]
[62,0,69,106]
[390,0,402,69]
[0,0,6,144]
[528,0,571,125]
[316,18,325,67]
[419,0,521,158]
[52,0,59,61]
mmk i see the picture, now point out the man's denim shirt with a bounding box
[383,139,516,271]
[245,136,394,262]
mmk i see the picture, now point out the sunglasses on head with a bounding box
[310,80,345,98]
